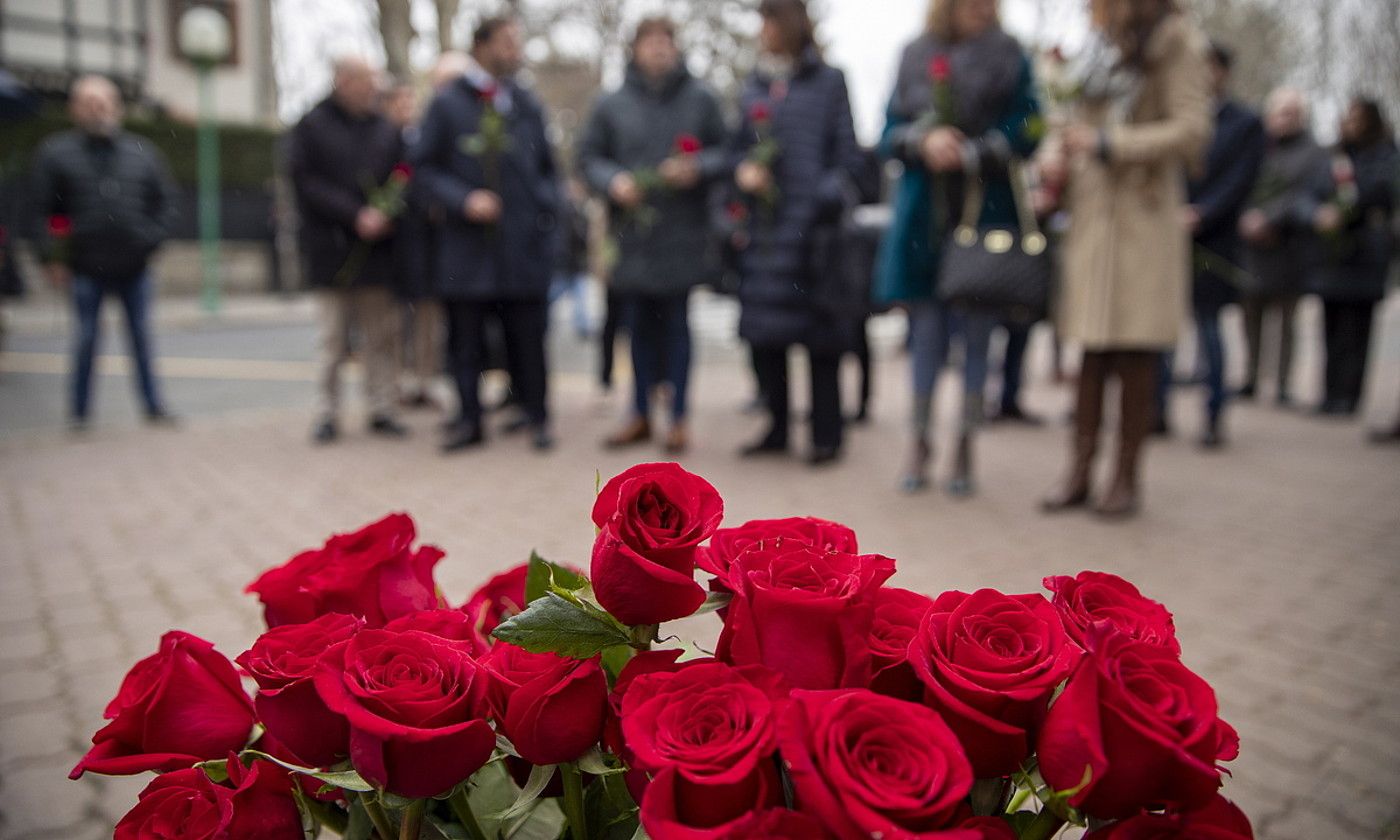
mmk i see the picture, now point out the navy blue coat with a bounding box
[1190,99,1265,312]
[411,76,560,302]
[732,50,864,353]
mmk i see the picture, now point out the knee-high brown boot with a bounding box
[1096,352,1155,518]
[1042,351,1109,512]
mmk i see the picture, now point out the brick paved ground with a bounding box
[1,292,1398,839]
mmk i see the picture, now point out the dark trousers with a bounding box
[628,291,692,421]
[1157,306,1227,424]
[599,288,624,389]
[751,344,843,450]
[1242,293,1298,398]
[446,299,549,429]
[998,320,1032,412]
[71,273,162,420]
[1322,299,1376,409]
[851,318,872,415]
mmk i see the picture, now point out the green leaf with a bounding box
[195,758,229,784]
[423,814,470,839]
[690,591,732,616]
[378,790,418,811]
[492,593,631,659]
[240,750,375,792]
[491,763,557,821]
[525,551,589,605]
[600,644,635,681]
[575,747,627,778]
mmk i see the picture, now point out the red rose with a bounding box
[391,162,412,182]
[698,516,858,590]
[236,613,362,767]
[930,54,953,82]
[71,631,254,779]
[48,214,73,238]
[779,689,974,839]
[114,760,302,840]
[1085,795,1254,839]
[748,101,771,123]
[245,513,445,628]
[719,808,831,839]
[676,133,703,155]
[909,589,1081,778]
[484,643,608,765]
[314,629,494,797]
[716,544,894,689]
[640,764,783,840]
[1037,626,1239,819]
[462,563,529,636]
[479,82,499,104]
[590,463,724,625]
[953,816,1021,839]
[604,649,689,767]
[384,608,490,653]
[1044,571,1180,655]
[867,587,933,701]
[726,201,749,223]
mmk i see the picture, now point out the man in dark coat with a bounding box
[289,56,408,443]
[1237,87,1330,407]
[579,17,730,454]
[412,17,560,452]
[32,75,179,430]
[1159,42,1264,447]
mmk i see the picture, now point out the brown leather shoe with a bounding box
[604,417,651,449]
[663,423,689,455]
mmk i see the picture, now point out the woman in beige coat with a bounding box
[1042,0,1211,517]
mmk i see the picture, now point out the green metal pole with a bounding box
[196,62,221,314]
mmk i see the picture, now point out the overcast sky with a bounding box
[274,0,1087,143]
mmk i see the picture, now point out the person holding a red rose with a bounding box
[579,17,730,455]
[32,74,180,430]
[873,0,1042,496]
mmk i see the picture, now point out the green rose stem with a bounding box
[561,762,589,840]
[447,787,489,840]
[399,799,425,840]
[1021,807,1068,840]
[360,793,396,840]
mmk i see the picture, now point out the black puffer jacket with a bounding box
[31,130,180,283]
[288,98,405,290]
[732,49,863,353]
[579,63,730,296]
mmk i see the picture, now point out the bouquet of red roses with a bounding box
[75,463,1250,840]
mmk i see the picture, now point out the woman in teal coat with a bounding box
[874,0,1040,495]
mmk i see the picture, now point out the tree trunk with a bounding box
[375,0,414,79]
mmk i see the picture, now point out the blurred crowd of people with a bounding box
[21,0,1400,519]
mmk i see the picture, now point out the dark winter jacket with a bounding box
[411,75,560,302]
[873,29,1041,305]
[579,63,730,296]
[1310,139,1398,303]
[731,49,864,352]
[31,129,180,283]
[288,98,405,290]
[1242,130,1330,297]
[1190,98,1265,312]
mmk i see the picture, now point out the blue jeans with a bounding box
[548,272,591,336]
[908,301,995,431]
[71,273,163,420]
[1158,307,1227,424]
[628,292,692,421]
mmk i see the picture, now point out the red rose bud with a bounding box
[716,545,894,690]
[48,215,73,238]
[930,54,953,82]
[748,101,771,124]
[1084,794,1254,839]
[909,588,1081,778]
[114,760,303,840]
[676,134,703,155]
[245,513,444,628]
[71,631,255,779]
[590,462,724,626]
[725,202,750,223]
[236,613,363,767]
[391,162,412,182]
[462,563,530,637]
[484,643,608,765]
[1044,571,1181,654]
[779,689,974,839]
[314,629,495,798]
[479,82,499,104]
[1038,625,1240,820]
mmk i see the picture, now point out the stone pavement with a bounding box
[0,292,1398,839]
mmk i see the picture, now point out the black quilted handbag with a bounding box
[936,161,1051,324]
